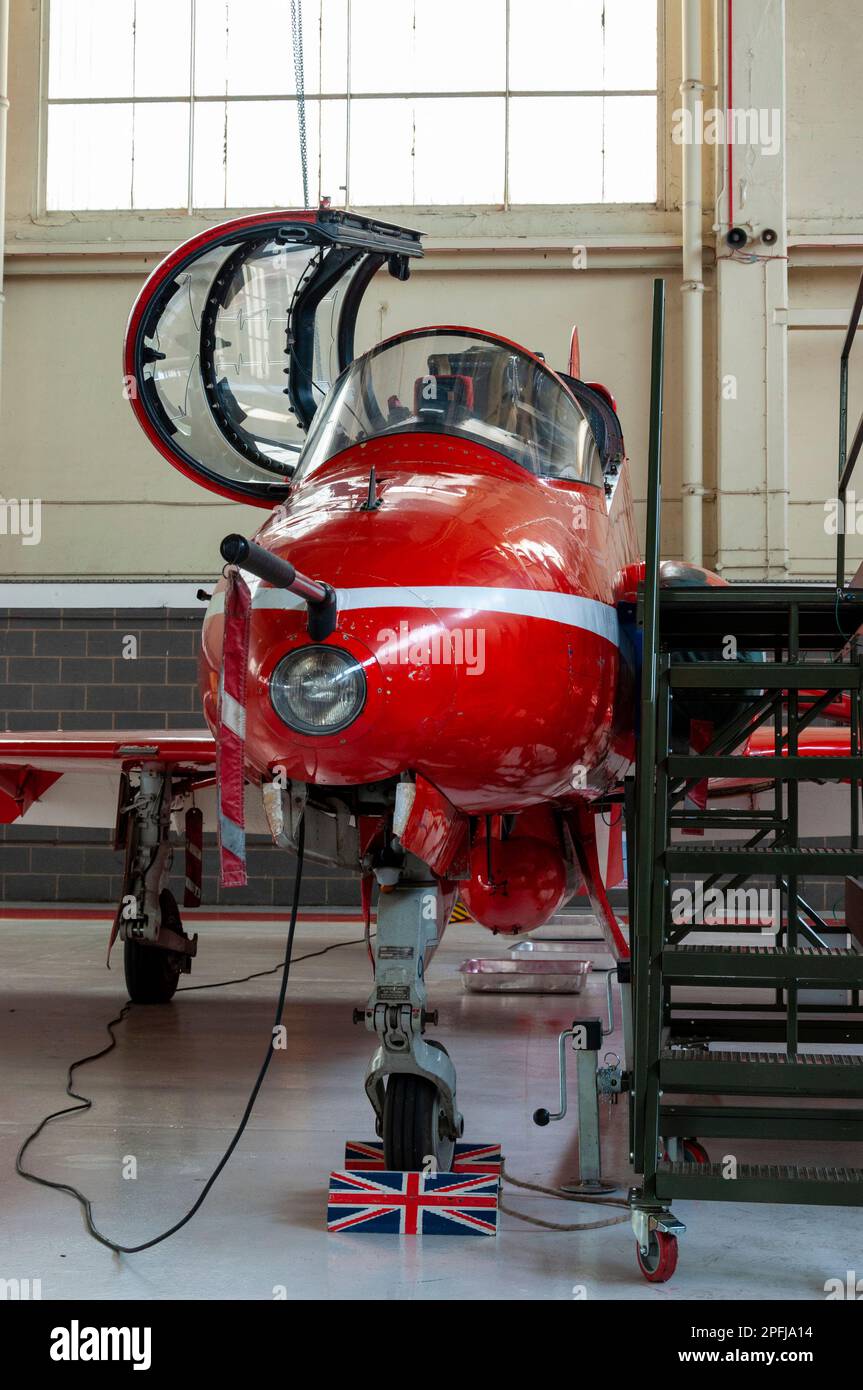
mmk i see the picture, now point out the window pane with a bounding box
[227,101,297,206]
[49,0,134,99]
[318,99,349,204]
[349,99,413,203]
[509,0,603,92]
[603,0,658,90]
[349,0,504,95]
[412,0,505,92]
[193,99,344,208]
[134,0,192,97]
[349,0,413,94]
[193,0,229,95]
[508,97,603,203]
[349,98,504,206]
[192,101,227,206]
[194,0,330,96]
[413,98,504,204]
[305,0,349,95]
[47,104,133,210]
[132,103,190,208]
[603,95,656,201]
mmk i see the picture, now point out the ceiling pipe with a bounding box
[680,0,705,565]
[0,0,8,414]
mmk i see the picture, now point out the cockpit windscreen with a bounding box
[292,329,601,485]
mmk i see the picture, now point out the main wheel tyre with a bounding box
[636,1231,679,1283]
[123,890,184,1004]
[382,1074,455,1172]
[682,1138,710,1166]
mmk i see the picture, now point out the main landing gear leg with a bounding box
[117,764,197,1004]
[356,879,463,1171]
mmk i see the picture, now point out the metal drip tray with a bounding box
[511,940,593,958]
[460,957,592,994]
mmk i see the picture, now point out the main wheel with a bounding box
[123,890,184,1004]
[636,1230,679,1283]
[682,1138,710,1166]
[382,1074,455,1172]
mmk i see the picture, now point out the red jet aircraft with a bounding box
[1,208,846,1170]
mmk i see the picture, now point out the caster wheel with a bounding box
[382,1074,455,1172]
[636,1230,679,1283]
[123,890,184,1004]
[682,1138,710,1166]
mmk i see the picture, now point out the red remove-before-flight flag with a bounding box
[217,567,251,887]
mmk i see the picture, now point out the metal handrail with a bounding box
[836,267,863,592]
[631,276,666,1163]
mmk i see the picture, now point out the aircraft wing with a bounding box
[0,730,217,829]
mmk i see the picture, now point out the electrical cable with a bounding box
[178,929,372,993]
[17,842,634,1247]
[15,820,315,1254]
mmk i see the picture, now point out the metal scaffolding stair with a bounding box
[626,278,863,1259]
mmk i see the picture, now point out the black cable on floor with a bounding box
[178,929,373,993]
[14,820,336,1254]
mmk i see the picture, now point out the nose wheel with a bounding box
[361,881,463,1166]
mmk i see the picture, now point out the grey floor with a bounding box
[1,912,860,1301]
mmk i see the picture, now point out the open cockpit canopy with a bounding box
[124,208,423,505]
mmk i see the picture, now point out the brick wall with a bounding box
[0,606,853,915]
[0,606,357,908]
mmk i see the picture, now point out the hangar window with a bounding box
[45,0,658,212]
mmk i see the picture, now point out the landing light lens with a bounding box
[270,646,366,734]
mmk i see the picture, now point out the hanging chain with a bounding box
[290,0,309,208]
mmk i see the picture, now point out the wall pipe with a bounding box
[680,0,705,565]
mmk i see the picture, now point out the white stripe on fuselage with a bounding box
[207,585,619,647]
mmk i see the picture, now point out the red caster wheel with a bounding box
[636,1230,679,1283]
[682,1138,709,1166]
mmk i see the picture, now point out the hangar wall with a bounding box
[2,0,863,586]
[1,1,863,909]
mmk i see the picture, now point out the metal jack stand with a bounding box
[533,972,626,1194]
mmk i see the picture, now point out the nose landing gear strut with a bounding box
[355,879,463,1170]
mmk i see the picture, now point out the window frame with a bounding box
[37,0,663,219]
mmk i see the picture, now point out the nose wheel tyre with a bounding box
[635,1230,679,1283]
[123,891,185,1004]
[382,1074,456,1172]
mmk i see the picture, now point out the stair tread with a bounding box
[659,1160,863,1183]
[668,846,855,856]
[661,1048,863,1067]
[666,945,859,957]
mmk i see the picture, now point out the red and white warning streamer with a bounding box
[217,567,252,886]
